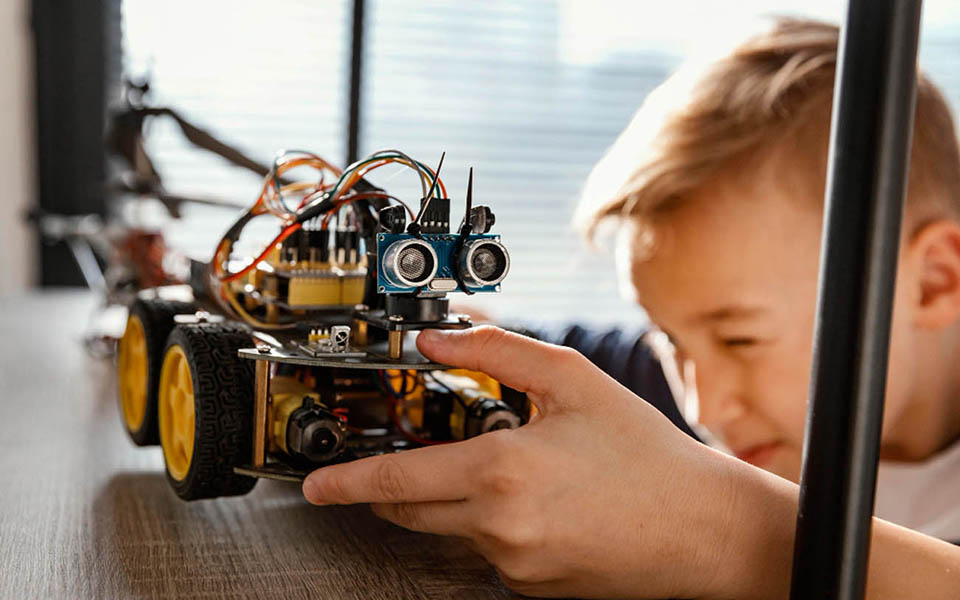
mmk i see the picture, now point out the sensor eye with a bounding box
[471,247,500,280]
[383,239,439,288]
[398,246,429,281]
[459,239,510,288]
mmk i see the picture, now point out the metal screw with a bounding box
[256,344,271,354]
[458,315,471,323]
[388,315,403,322]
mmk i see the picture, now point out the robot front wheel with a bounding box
[157,323,259,500]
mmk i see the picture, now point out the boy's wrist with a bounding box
[697,450,798,600]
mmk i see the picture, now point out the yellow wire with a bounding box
[280,181,320,194]
[220,282,295,331]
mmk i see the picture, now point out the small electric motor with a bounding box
[420,379,521,441]
[278,396,346,463]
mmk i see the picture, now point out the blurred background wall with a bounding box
[9,0,960,324]
[0,0,35,295]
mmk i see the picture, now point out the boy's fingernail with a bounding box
[302,475,328,505]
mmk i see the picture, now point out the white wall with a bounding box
[0,0,35,294]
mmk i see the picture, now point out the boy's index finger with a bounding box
[415,326,578,413]
[302,441,479,506]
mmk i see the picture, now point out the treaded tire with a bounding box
[122,298,196,446]
[162,323,258,500]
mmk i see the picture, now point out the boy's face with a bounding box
[629,159,915,483]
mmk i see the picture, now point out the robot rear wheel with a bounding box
[117,298,196,446]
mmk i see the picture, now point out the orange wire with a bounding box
[297,182,334,210]
[261,156,342,217]
[221,222,301,284]
[335,158,447,202]
[212,151,343,286]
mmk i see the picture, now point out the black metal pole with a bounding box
[345,0,365,165]
[32,0,115,286]
[790,2,922,599]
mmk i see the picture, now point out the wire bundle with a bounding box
[379,369,449,446]
[208,149,444,328]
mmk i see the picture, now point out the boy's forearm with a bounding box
[866,518,960,599]
[718,459,960,600]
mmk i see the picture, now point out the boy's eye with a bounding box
[720,336,759,348]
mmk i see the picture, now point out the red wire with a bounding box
[331,407,365,434]
[380,371,448,446]
[421,166,447,198]
[221,222,301,284]
[390,397,447,445]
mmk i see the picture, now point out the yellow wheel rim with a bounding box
[158,345,195,481]
[117,315,149,432]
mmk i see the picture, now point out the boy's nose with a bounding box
[696,392,747,432]
[693,371,748,432]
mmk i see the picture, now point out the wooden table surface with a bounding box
[0,291,520,599]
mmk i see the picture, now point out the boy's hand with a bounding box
[302,326,796,599]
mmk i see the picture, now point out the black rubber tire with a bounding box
[162,323,258,501]
[121,298,196,446]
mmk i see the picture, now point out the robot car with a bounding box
[115,149,527,500]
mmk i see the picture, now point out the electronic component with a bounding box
[284,396,346,463]
[378,205,407,234]
[380,237,439,289]
[298,325,363,358]
[376,162,508,301]
[267,221,367,310]
[464,205,495,234]
[418,375,522,441]
[117,149,525,502]
[458,237,510,289]
[377,233,508,294]
[417,197,451,234]
[459,397,521,439]
[284,273,342,307]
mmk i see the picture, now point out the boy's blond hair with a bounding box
[576,18,960,240]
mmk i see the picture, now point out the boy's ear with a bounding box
[905,220,960,330]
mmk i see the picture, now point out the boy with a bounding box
[302,18,960,598]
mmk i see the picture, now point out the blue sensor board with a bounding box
[376,233,503,294]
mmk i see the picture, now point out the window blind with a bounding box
[120,0,350,262]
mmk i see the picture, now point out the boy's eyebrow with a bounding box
[691,305,766,323]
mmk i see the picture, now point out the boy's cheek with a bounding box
[878,321,918,436]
